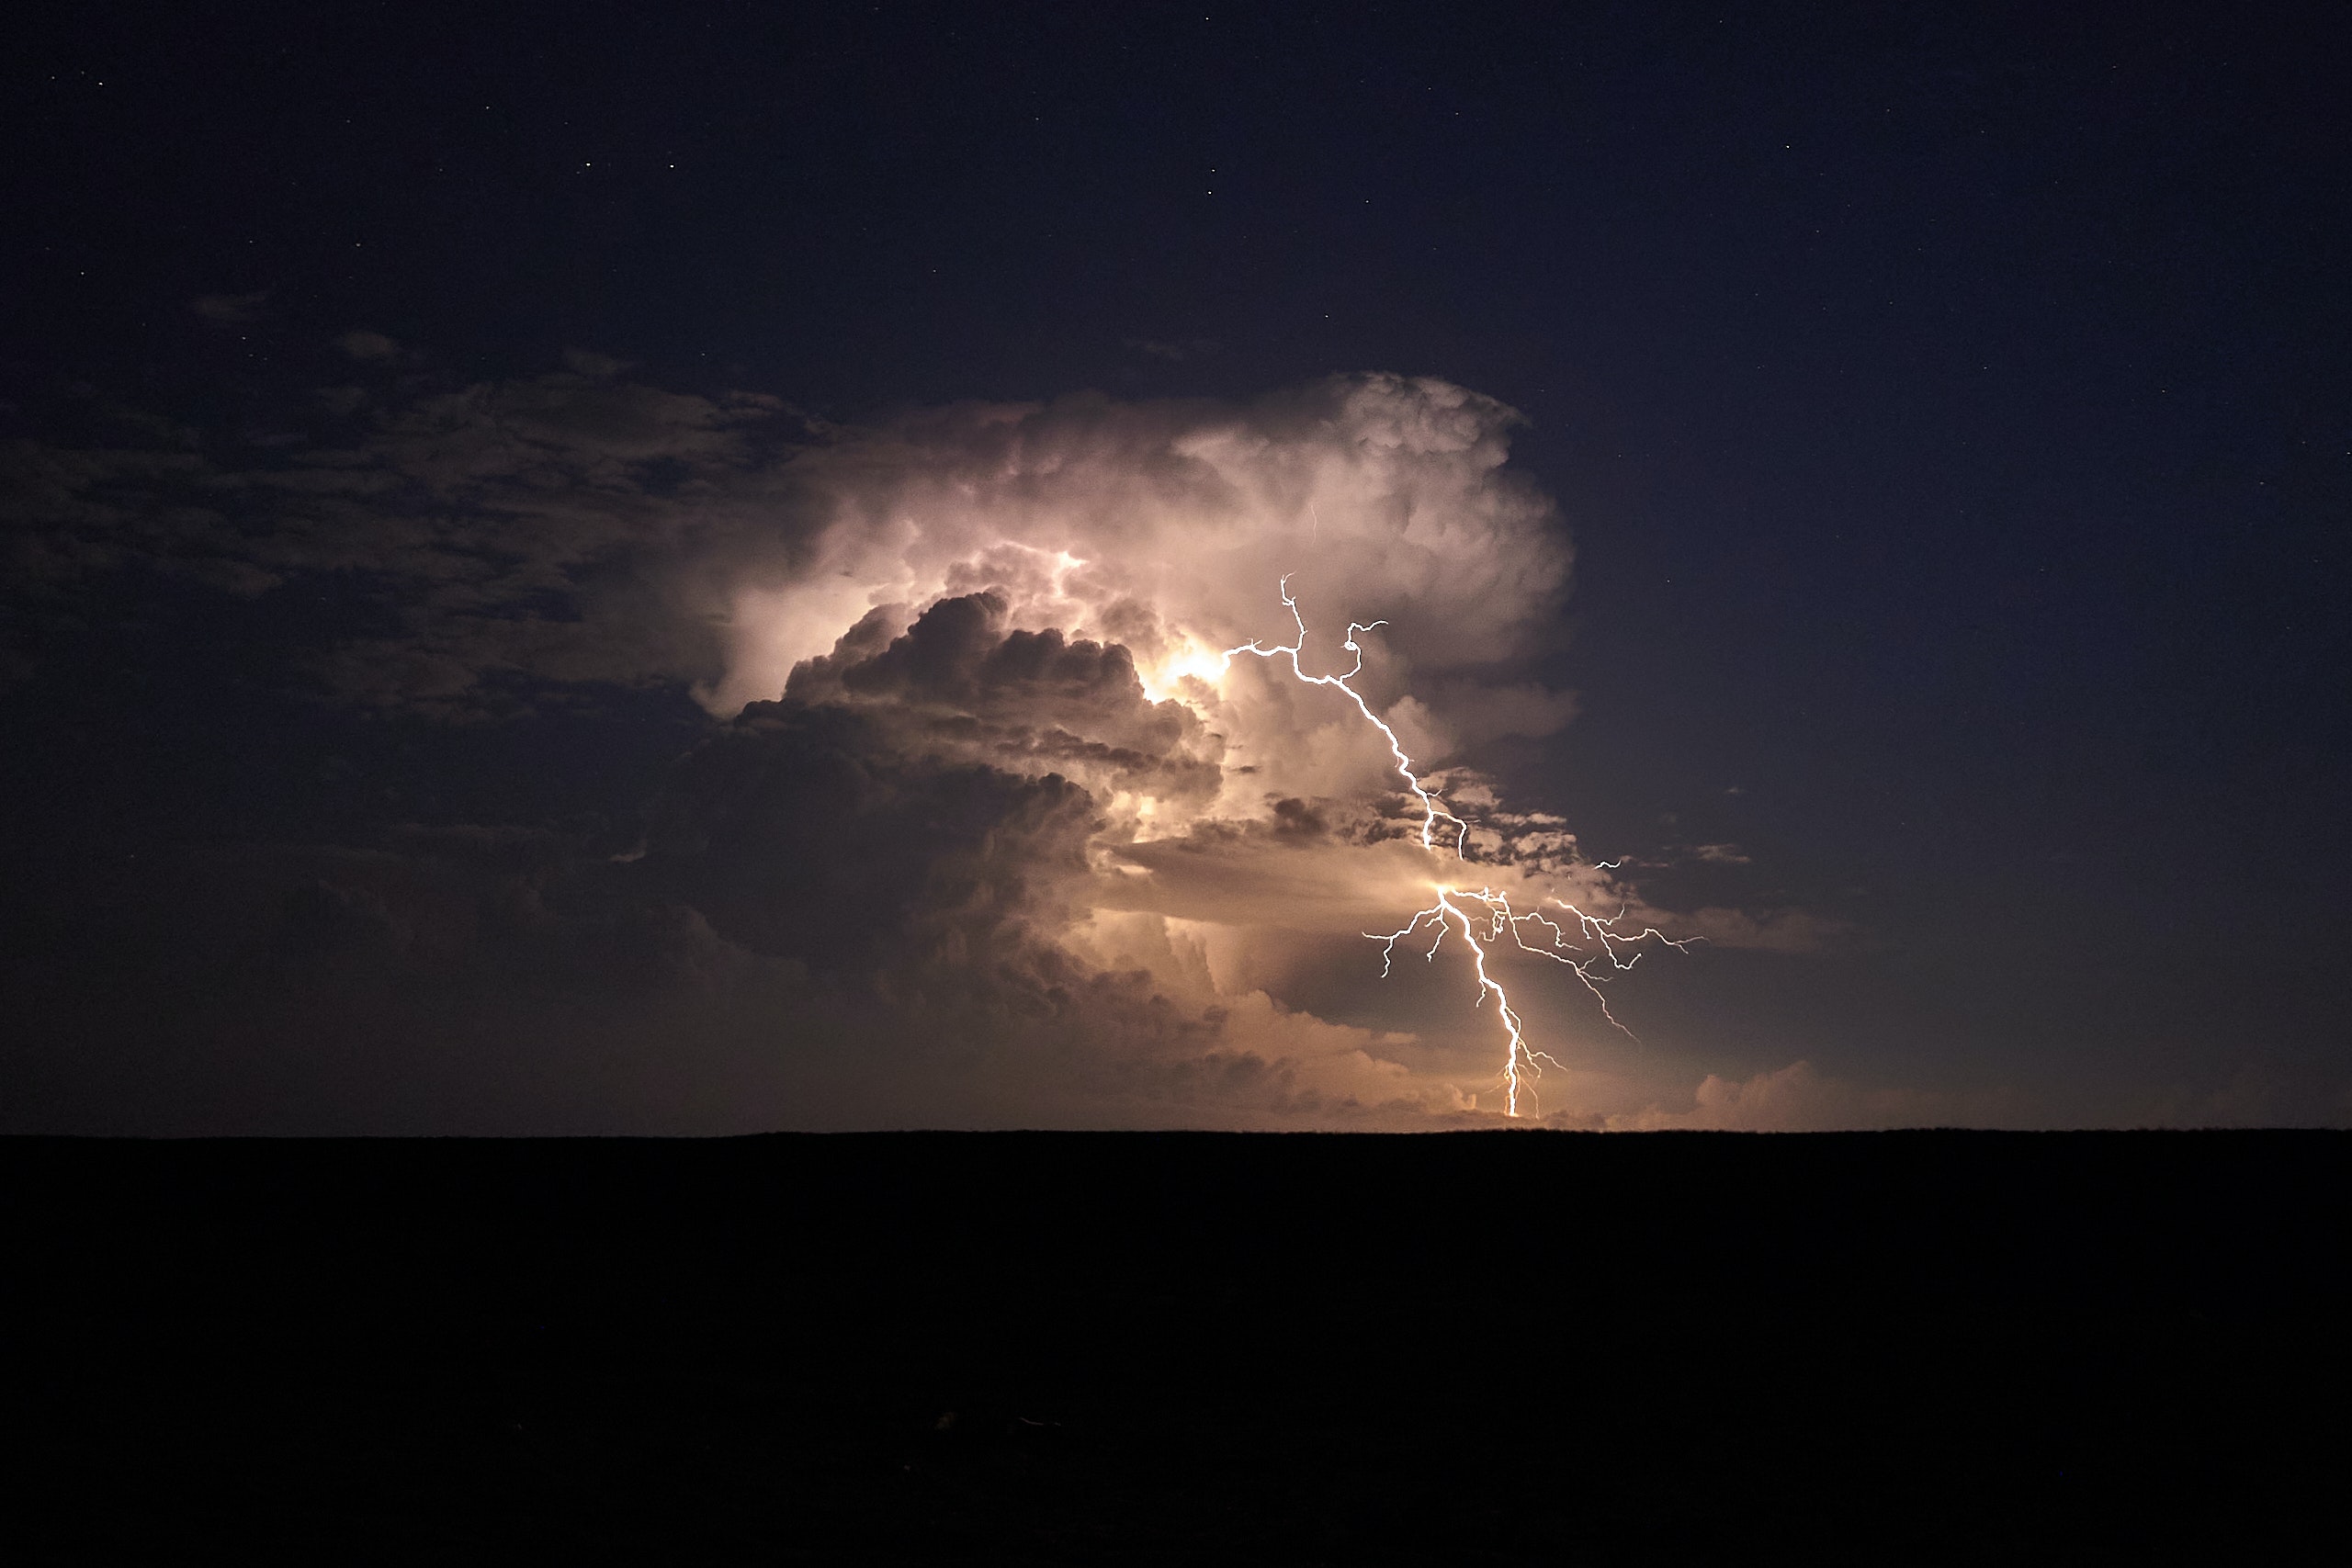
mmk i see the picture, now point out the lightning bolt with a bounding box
[1224,578,1691,1117]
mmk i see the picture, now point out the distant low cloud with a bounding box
[1125,336,1220,362]
[335,329,401,361]
[1601,1060,2030,1132]
[561,347,631,378]
[191,290,269,325]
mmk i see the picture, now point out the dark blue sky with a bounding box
[5,1,2346,1129]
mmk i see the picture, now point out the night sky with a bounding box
[6,1,2346,1133]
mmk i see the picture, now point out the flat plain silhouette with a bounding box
[8,1131,2344,1562]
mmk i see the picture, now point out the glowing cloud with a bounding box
[697,374,1572,724]
[1226,580,1691,1116]
[701,374,1693,1121]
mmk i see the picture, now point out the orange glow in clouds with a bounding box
[1225,579,1691,1117]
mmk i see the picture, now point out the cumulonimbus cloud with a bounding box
[3,364,1842,1130]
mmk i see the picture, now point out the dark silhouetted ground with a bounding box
[6,1131,2345,1561]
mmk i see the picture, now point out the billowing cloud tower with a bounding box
[4,364,1749,1131]
[644,373,1677,1122]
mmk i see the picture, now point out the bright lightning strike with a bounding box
[1224,578,1691,1118]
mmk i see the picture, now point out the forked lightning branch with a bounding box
[1222,579,1691,1117]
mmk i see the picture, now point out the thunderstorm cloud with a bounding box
[3,360,1838,1133]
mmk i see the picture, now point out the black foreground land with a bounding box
[6,1131,2346,1562]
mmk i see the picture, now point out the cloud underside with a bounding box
[4,367,1864,1132]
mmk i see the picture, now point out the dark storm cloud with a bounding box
[5,362,1573,728]
[0,357,1867,1131]
[643,696,1102,971]
[1,794,1317,1134]
[784,592,1223,802]
[2,361,816,716]
[0,587,1390,1132]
